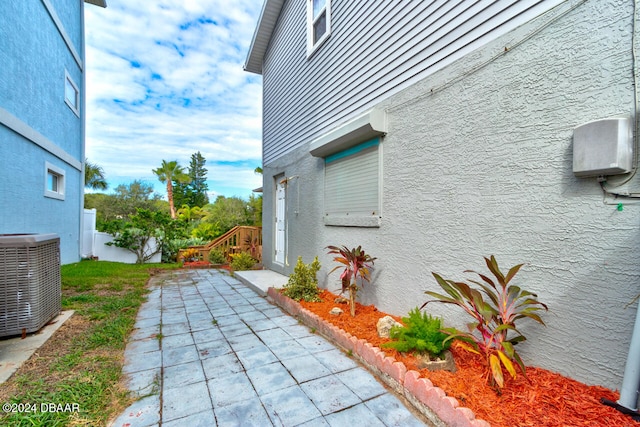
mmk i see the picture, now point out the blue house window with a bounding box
[44,162,65,201]
[64,70,80,117]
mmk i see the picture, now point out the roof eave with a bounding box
[84,0,107,7]
[244,0,284,75]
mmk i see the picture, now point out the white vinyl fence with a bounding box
[81,209,161,264]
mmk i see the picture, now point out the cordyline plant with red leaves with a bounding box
[423,255,548,391]
[326,245,376,317]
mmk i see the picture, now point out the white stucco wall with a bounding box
[374,0,639,390]
[263,0,640,391]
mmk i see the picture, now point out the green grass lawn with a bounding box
[0,260,178,427]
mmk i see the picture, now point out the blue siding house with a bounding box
[0,0,106,264]
[246,0,640,396]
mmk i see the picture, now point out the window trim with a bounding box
[64,70,80,117]
[306,0,331,57]
[44,162,65,200]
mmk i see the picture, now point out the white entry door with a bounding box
[274,178,286,265]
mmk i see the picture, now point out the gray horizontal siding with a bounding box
[262,0,564,165]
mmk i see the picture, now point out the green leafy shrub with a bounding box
[282,256,322,302]
[423,255,548,389]
[230,252,257,271]
[382,308,450,358]
[106,209,176,264]
[163,237,206,263]
[208,249,227,264]
[191,222,223,241]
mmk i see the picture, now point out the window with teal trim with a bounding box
[324,138,381,227]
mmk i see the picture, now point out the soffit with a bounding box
[244,0,285,74]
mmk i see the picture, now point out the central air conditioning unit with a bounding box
[0,234,62,338]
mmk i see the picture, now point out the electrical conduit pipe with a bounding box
[602,301,640,420]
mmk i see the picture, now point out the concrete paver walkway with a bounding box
[110,269,427,427]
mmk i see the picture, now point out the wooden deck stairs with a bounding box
[183,226,262,263]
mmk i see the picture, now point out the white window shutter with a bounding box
[325,143,379,217]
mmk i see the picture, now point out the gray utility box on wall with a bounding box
[573,117,634,177]
[0,234,62,338]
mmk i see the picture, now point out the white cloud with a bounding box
[84,0,264,199]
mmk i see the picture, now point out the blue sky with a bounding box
[84,0,264,200]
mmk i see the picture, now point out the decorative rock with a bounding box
[376,315,403,338]
[415,350,456,372]
[329,307,343,316]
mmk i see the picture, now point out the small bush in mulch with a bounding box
[208,249,227,265]
[281,256,322,302]
[229,252,257,271]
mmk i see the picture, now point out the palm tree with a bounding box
[84,159,108,190]
[152,160,190,219]
[177,204,204,222]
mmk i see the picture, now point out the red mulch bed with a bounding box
[182,260,212,268]
[299,290,634,427]
[183,262,234,272]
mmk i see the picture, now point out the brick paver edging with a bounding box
[266,288,491,427]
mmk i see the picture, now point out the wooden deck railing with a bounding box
[181,226,262,263]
